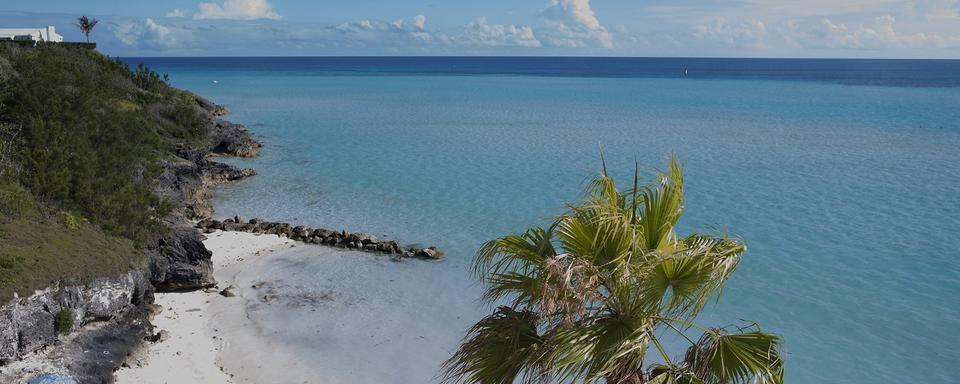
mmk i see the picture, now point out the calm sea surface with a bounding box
[129,57,960,383]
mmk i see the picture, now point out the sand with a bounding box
[115,230,482,383]
[114,231,296,384]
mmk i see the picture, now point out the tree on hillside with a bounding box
[442,155,785,384]
[74,16,99,43]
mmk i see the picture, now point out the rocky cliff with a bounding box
[148,97,260,291]
[0,97,261,381]
[0,270,152,382]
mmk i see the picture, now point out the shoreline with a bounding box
[114,231,297,383]
[115,230,480,383]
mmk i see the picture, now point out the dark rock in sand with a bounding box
[145,330,165,343]
[149,225,215,291]
[63,303,151,383]
[219,286,236,297]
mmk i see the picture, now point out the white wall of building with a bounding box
[0,26,64,42]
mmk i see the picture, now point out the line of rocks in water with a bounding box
[196,216,444,260]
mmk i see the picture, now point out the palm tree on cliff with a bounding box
[74,16,99,43]
[441,154,784,384]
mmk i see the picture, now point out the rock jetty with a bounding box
[196,217,445,260]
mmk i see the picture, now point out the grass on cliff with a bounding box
[0,184,144,299]
[0,43,211,297]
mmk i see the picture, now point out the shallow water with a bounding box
[135,57,960,383]
[211,241,484,384]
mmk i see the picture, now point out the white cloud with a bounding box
[540,0,613,48]
[330,16,439,46]
[166,9,186,18]
[112,22,139,46]
[814,16,948,49]
[335,16,426,34]
[336,19,376,33]
[694,17,767,48]
[113,18,189,49]
[413,14,427,30]
[145,18,171,39]
[465,17,542,47]
[195,0,280,20]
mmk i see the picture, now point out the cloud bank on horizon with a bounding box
[2,0,959,57]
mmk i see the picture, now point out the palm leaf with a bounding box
[685,328,784,384]
[440,307,548,384]
[548,314,651,383]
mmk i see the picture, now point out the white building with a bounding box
[0,26,64,43]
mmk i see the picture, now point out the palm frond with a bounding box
[549,315,652,383]
[647,367,706,384]
[473,226,555,280]
[440,307,548,384]
[636,154,685,252]
[684,328,784,384]
[641,254,712,316]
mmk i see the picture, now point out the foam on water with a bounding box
[138,58,960,383]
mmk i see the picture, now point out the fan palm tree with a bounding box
[74,16,99,43]
[442,154,784,384]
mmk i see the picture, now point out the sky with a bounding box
[2,0,959,58]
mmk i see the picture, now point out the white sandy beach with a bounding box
[114,231,297,384]
[115,230,480,384]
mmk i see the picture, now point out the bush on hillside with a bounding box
[0,44,207,243]
[0,181,35,221]
[55,308,73,333]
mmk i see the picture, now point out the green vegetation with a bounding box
[55,308,74,333]
[0,214,144,299]
[0,43,205,243]
[442,155,784,384]
[0,182,35,220]
[0,43,205,298]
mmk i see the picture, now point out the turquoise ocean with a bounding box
[131,57,960,383]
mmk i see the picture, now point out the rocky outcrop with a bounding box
[209,120,261,158]
[196,217,445,260]
[148,97,262,291]
[155,145,257,220]
[60,304,151,383]
[0,270,152,364]
[194,95,229,117]
[194,96,261,157]
[148,225,215,291]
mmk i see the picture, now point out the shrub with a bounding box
[0,44,199,243]
[0,182,35,220]
[54,308,73,333]
[63,212,79,231]
[0,255,16,269]
[0,122,20,181]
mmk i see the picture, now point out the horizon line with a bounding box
[113,54,960,61]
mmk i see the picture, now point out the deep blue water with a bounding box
[131,56,960,87]
[127,57,960,383]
